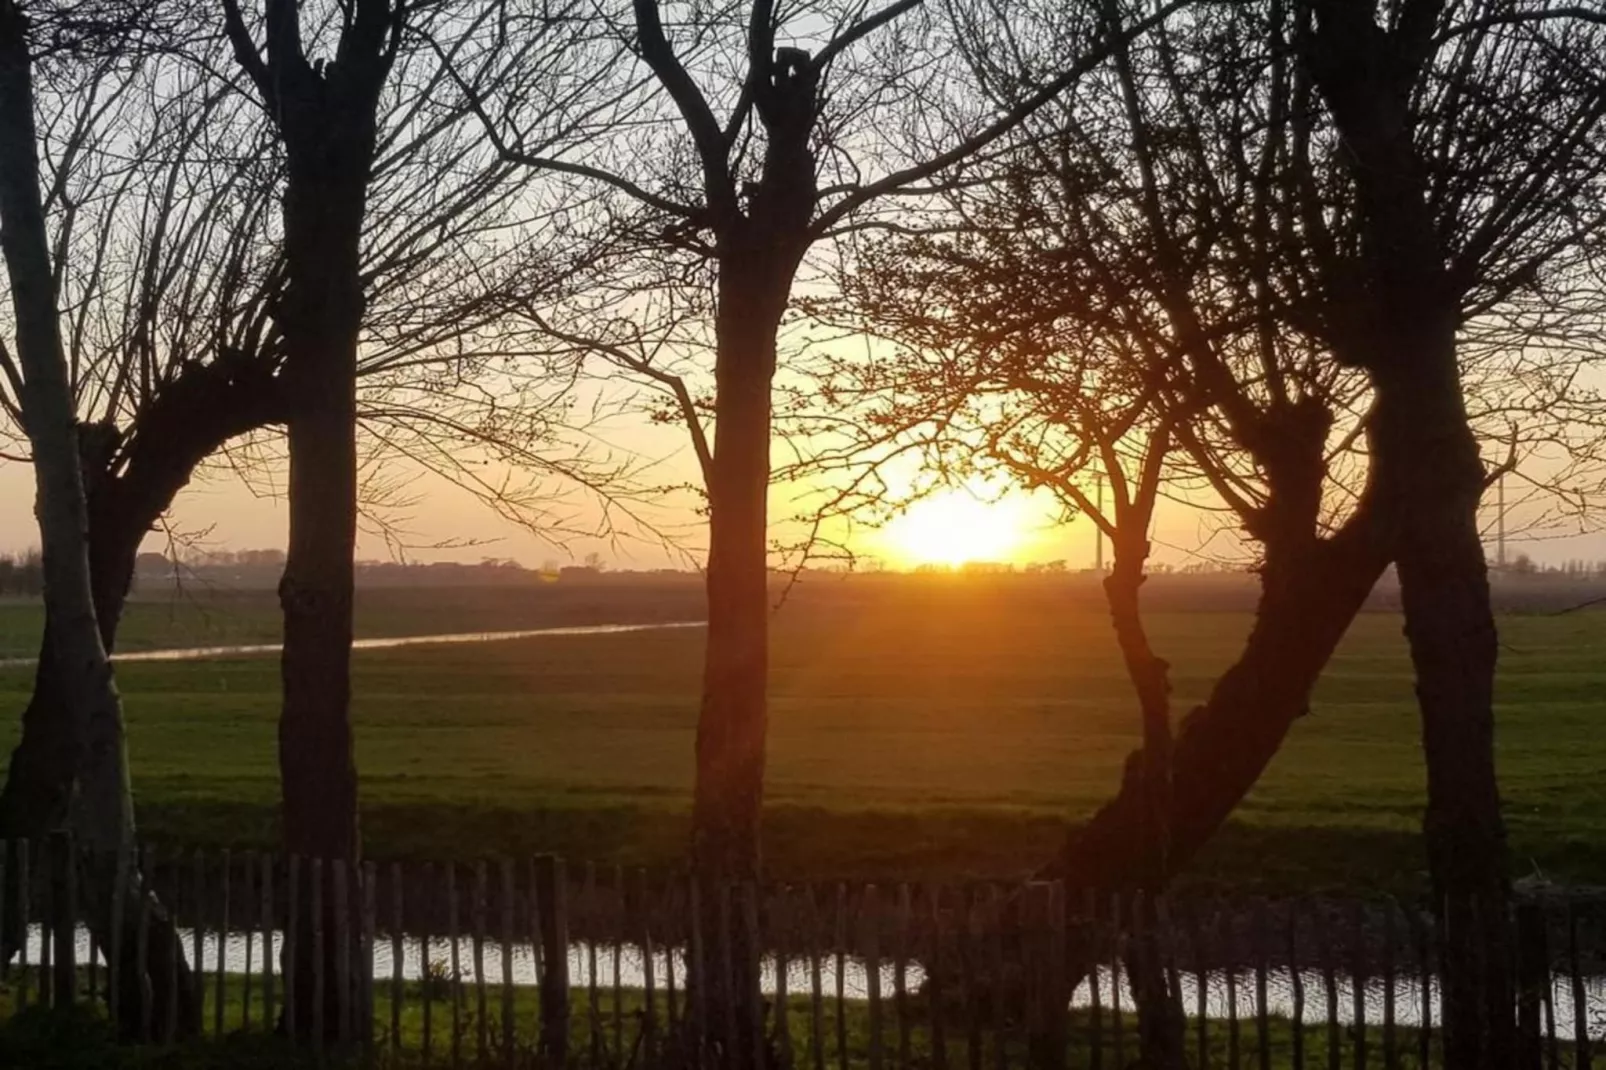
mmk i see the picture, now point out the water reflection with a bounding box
[15,925,1604,1037]
[0,621,706,668]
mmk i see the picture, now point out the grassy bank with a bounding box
[0,979,1435,1070]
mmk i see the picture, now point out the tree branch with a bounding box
[808,0,924,74]
[810,0,1186,237]
[632,0,738,223]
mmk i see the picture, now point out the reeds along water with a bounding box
[1,840,1602,1069]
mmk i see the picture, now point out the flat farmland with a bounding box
[0,576,1601,892]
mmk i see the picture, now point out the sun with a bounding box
[881,490,1032,568]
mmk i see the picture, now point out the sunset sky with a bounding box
[3,442,1601,570]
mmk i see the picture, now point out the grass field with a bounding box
[1,576,1603,892]
[0,972,1435,1070]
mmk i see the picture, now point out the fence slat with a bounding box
[1382,900,1397,1070]
[865,885,885,1070]
[928,884,948,1070]
[895,885,912,1070]
[186,850,202,1036]
[242,852,255,1033]
[665,875,680,1038]
[500,859,515,1066]
[286,855,300,1043]
[1412,905,1433,1070]
[774,885,791,1068]
[39,841,51,1011]
[959,886,980,1070]
[534,855,569,1068]
[215,847,229,1040]
[1187,901,1205,1070]
[987,885,1007,1070]
[473,860,489,1068]
[1289,900,1306,1070]
[49,831,74,1010]
[1315,902,1338,1070]
[420,863,435,1067]
[0,847,9,1005]
[1351,898,1367,1070]
[137,844,153,1043]
[834,883,848,1070]
[447,862,461,1070]
[807,885,824,1070]
[362,860,378,1055]
[263,854,276,1030]
[335,859,352,1049]
[161,849,177,1045]
[1517,899,1547,1070]
[526,857,543,1052]
[742,882,764,1070]
[584,861,599,1067]
[1047,882,1068,1070]
[613,865,625,1064]
[1158,896,1183,1070]
[87,852,99,1009]
[1543,901,1559,1070]
[1024,882,1066,1070]
[17,841,29,1012]
[312,857,325,1060]
[1256,898,1272,1070]
[1569,900,1591,1070]
[639,869,658,1067]
[1112,894,1127,1070]
[691,878,709,1070]
[391,862,404,1066]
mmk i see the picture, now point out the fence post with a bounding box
[263,853,277,1031]
[136,844,153,1043]
[1567,900,1590,1070]
[1516,899,1547,1070]
[863,884,884,1070]
[1023,881,1066,1070]
[17,840,30,1012]
[500,859,515,1065]
[362,860,378,1056]
[534,855,570,1067]
[49,830,75,1009]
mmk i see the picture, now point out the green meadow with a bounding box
[1,578,1602,893]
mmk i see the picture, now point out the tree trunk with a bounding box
[1372,347,1512,1070]
[0,497,201,1035]
[1101,541,1186,1068]
[1,356,282,1025]
[0,0,198,1038]
[1044,506,1387,890]
[274,171,365,1039]
[1301,3,1516,1054]
[689,269,783,1069]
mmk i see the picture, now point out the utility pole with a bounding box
[1496,472,1507,570]
[1093,472,1105,572]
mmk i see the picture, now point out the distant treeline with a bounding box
[0,551,42,597]
[131,550,695,591]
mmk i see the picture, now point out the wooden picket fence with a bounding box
[0,836,1601,1068]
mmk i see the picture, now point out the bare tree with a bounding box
[807,1,1606,1060]
[1296,4,1606,1062]
[0,0,198,1037]
[465,5,1182,1056]
[216,0,407,1037]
